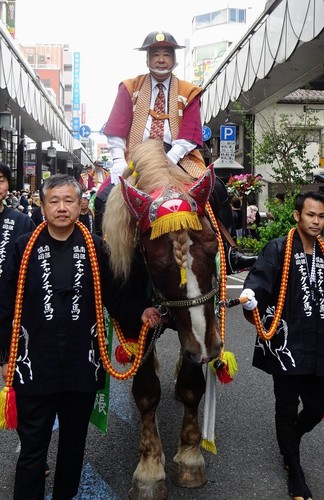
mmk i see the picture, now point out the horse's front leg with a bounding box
[172,357,207,488]
[129,351,167,500]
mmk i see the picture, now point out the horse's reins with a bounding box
[158,287,218,308]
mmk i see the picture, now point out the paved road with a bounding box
[1,272,323,499]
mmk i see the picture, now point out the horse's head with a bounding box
[107,140,222,365]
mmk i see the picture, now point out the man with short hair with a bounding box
[78,192,95,233]
[103,31,256,273]
[0,162,35,286]
[241,190,324,500]
[0,173,160,500]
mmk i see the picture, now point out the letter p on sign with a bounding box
[220,125,236,142]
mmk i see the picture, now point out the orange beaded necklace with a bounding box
[251,228,324,341]
[205,203,228,360]
[4,220,150,390]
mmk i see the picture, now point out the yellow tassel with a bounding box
[150,212,202,240]
[222,351,238,378]
[201,438,217,455]
[124,342,138,356]
[0,387,9,429]
[180,268,187,287]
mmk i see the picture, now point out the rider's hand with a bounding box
[141,307,161,328]
[110,158,128,185]
[240,288,258,311]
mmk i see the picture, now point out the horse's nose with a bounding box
[183,346,223,365]
[183,351,203,365]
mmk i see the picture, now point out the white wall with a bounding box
[253,103,324,210]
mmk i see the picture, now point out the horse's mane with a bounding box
[102,139,195,281]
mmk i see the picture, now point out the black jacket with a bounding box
[0,225,152,394]
[244,231,324,375]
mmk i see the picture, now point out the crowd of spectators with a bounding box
[5,188,41,217]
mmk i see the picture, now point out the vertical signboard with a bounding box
[7,1,16,38]
[73,52,81,111]
[219,125,236,164]
[72,116,80,140]
[81,103,86,125]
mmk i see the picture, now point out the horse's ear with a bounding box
[119,177,152,221]
[189,165,215,210]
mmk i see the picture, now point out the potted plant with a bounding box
[226,173,264,198]
[226,174,264,236]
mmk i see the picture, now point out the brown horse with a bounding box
[102,139,222,499]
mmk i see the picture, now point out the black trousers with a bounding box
[14,391,96,500]
[273,374,324,458]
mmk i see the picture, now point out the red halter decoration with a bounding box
[120,165,215,238]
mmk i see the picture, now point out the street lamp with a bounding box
[0,102,16,131]
[47,142,56,158]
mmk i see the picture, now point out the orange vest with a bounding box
[123,74,206,178]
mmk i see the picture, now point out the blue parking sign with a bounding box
[220,125,236,142]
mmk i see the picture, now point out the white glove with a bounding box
[240,288,258,311]
[110,158,128,185]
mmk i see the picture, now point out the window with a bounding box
[229,9,246,23]
[193,9,227,30]
[288,127,320,143]
[193,8,245,30]
[42,79,51,88]
[194,41,228,63]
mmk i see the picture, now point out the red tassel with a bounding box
[6,387,18,429]
[115,339,137,365]
[0,386,18,430]
[216,365,233,384]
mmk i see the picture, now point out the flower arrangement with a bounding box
[226,173,264,197]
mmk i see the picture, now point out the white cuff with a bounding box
[167,148,180,165]
[110,158,128,185]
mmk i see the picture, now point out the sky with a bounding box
[14,0,265,142]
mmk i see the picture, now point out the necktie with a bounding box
[150,83,165,141]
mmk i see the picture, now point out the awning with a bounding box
[201,0,324,130]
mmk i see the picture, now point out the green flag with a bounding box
[90,308,113,433]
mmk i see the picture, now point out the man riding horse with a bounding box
[100,30,257,274]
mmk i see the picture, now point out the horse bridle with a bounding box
[134,225,219,364]
[138,235,219,311]
[157,287,218,309]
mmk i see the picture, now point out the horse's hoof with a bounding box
[171,461,207,488]
[128,479,168,500]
